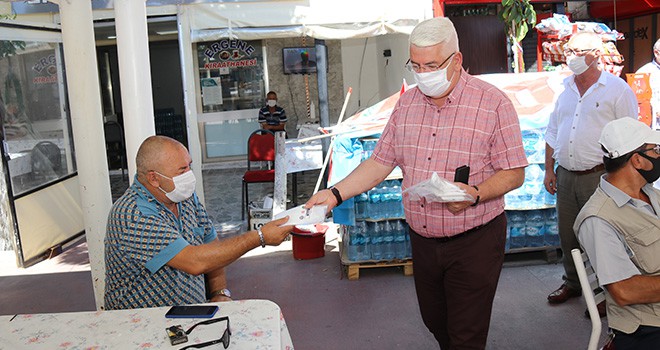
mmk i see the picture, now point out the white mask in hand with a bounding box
[155,170,196,203]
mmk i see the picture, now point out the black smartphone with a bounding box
[454,165,470,184]
[165,305,219,319]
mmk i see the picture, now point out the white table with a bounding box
[0,299,293,349]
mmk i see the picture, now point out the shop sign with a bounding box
[31,53,57,84]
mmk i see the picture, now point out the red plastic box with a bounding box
[291,224,328,260]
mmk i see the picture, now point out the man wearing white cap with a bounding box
[574,118,660,349]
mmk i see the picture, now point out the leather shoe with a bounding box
[584,301,606,318]
[547,284,581,304]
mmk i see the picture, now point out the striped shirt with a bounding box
[372,69,528,237]
[104,176,217,310]
[258,105,287,125]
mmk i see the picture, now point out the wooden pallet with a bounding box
[343,258,413,280]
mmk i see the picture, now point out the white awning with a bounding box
[187,0,431,42]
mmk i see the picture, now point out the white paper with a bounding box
[273,204,327,226]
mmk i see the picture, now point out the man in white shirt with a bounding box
[636,39,660,129]
[543,32,638,312]
[575,118,660,350]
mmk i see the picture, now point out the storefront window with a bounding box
[0,40,76,196]
[196,39,265,113]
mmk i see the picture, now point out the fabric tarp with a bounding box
[187,0,430,41]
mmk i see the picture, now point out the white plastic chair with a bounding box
[571,248,607,350]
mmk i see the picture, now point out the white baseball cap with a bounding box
[599,118,660,158]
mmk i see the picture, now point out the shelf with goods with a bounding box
[535,14,625,77]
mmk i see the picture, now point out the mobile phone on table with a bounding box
[454,165,470,184]
[165,305,219,319]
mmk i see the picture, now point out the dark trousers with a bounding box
[410,213,507,350]
[613,326,660,350]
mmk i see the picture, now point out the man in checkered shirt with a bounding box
[104,135,293,309]
[306,17,527,348]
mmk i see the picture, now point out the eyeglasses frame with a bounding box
[406,52,456,73]
[179,316,232,349]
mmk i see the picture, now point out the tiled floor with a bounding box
[0,168,611,349]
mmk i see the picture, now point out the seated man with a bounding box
[104,135,293,310]
[574,118,660,350]
[258,91,287,132]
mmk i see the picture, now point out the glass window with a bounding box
[0,40,76,196]
[196,39,265,113]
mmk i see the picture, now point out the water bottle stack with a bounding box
[342,138,410,263]
[504,207,560,250]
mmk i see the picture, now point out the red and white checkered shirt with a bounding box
[372,70,528,237]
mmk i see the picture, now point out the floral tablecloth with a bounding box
[0,299,293,349]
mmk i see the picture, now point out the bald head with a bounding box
[136,135,185,178]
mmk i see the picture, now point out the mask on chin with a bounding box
[636,152,660,183]
[155,170,197,202]
[413,65,455,98]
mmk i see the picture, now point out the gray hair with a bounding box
[567,32,603,50]
[409,17,459,51]
[654,38,660,52]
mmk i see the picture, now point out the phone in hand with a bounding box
[454,165,470,184]
[165,305,219,319]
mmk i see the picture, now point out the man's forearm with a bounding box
[545,143,555,170]
[206,265,227,296]
[333,158,394,201]
[476,167,525,203]
[607,275,660,306]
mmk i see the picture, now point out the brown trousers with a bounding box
[410,213,507,350]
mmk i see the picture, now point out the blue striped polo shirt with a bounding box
[104,176,217,310]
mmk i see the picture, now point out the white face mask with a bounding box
[267,100,277,107]
[566,55,591,75]
[413,66,454,98]
[155,170,196,203]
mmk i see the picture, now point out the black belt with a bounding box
[560,164,605,176]
[412,213,502,243]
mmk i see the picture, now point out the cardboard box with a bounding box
[626,73,652,101]
[249,208,271,231]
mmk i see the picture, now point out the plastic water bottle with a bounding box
[404,222,412,258]
[523,164,544,207]
[361,139,376,161]
[380,181,392,218]
[393,220,407,259]
[507,211,526,249]
[370,221,383,260]
[346,225,360,261]
[367,186,382,220]
[544,208,559,246]
[526,209,546,247]
[391,180,404,217]
[355,192,368,220]
[382,220,395,260]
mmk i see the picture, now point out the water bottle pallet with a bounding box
[504,246,560,263]
[338,241,412,280]
[342,254,413,281]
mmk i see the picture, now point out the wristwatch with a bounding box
[210,288,232,299]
